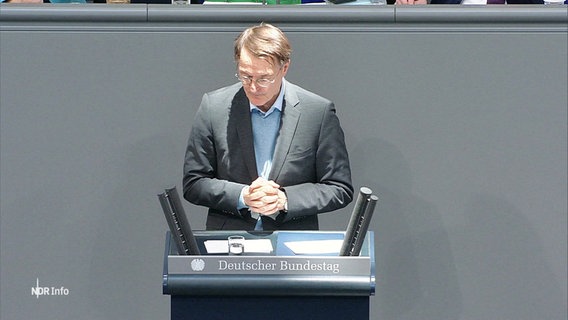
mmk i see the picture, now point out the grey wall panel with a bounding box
[1,6,566,320]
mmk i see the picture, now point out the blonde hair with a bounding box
[234,23,292,67]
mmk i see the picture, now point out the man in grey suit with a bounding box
[183,23,353,231]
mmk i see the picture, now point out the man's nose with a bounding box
[249,81,259,91]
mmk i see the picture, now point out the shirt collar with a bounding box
[249,78,286,116]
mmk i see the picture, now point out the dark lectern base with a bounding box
[171,295,369,320]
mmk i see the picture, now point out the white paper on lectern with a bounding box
[204,239,273,254]
[283,240,344,255]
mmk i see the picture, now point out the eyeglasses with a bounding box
[235,66,282,88]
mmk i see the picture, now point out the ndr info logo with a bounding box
[31,278,70,298]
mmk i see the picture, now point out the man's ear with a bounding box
[281,61,291,76]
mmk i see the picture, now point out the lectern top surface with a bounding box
[166,230,373,257]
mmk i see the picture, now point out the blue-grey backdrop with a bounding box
[1,5,566,320]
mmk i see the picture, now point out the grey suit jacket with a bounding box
[183,80,353,230]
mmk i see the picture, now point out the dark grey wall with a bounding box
[1,5,566,320]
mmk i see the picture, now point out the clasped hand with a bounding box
[243,177,287,216]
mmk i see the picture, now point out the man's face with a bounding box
[237,49,289,111]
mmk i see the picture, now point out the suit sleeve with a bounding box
[282,102,354,221]
[182,94,246,216]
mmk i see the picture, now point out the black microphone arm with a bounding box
[158,186,201,255]
[340,187,378,256]
[350,194,378,256]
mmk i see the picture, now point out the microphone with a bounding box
[340,187,378,256]
[158,186,201,255]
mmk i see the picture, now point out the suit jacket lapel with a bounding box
[270,80,300,181]
[232,88,258,180]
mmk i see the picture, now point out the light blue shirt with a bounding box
[250,84,285,179]
[238,80,286,212]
